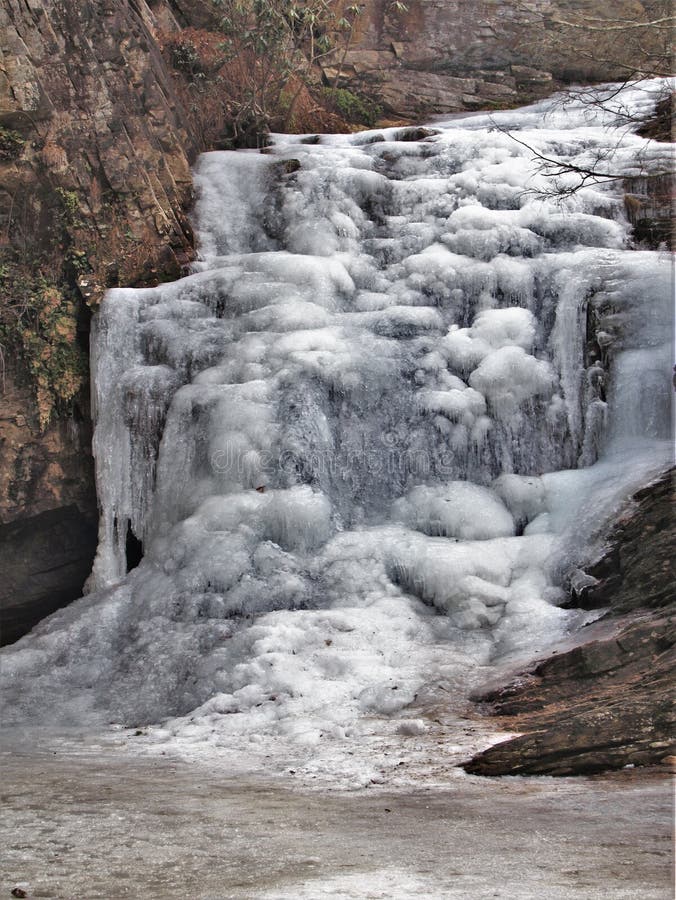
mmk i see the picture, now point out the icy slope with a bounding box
[1,81,672,766]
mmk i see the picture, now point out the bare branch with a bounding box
[547,16,676,32]
[487,94,673,200]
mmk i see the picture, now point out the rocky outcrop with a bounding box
[569,469,674,613]
[463,468,675,776]
[1,0,199,300]
[464,612,674,776]
[322,1,668,119]
[0,374,94,523]
[624,173,674,250]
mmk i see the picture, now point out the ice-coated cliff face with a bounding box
[1,82,671,765]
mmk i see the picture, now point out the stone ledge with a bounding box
[462,470,676,776]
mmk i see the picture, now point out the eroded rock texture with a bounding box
[1,0,198,304]
[322,0,667,119]
[463,468,675,776]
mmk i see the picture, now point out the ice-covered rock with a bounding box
[1,81,671,760]
[392,482,515,540]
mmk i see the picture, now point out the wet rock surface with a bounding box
[463,468,675,776]
[572,467,674,613]
[624,172,675,250]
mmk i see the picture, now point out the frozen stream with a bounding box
[0,740,672,899]
[2,82,672,752]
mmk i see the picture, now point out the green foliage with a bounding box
[65,247,92,275]
[173,1,407,143]
[321,87,381,126]
[0,256,87,429]
[216,0,338,69]
[218,0,332,48]
[212,0,366,143]
[0,126,25,161]
[172,42,200,72]
[170,40,205,79]
[54,188,84,228]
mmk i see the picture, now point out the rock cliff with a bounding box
[1,0,199,641]
[322,0,667,119]
[463,468,675,776]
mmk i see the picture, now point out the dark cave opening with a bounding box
[125,522,144,572]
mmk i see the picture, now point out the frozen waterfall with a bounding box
[2,81,672,773]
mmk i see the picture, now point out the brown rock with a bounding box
[624,170,675,250]
[510,65,554,87]
[322,1,666,119]
[462,470,676,777]
[570,468,674,612]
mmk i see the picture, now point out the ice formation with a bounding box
[2,81,672,761]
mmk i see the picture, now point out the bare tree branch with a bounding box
[547,16,675,32]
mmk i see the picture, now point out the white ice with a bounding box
[1,79,672,780]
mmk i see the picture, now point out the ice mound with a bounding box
[390,531,564,640]
[392,482,515,540]
[472,308,537,350]
[492,473,546,531]
[469,345,556,414]
[1,80,672,757]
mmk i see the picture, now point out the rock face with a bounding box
[0,0,200,640]
[0,505,98,646]
[322,0,666,119]
[0,375,95,525]
[624,173,675,250]
[463,468,675,776]
[571,469,674,613]
[1,0,198,297]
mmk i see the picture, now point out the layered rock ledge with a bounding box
[463,468,675,776]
